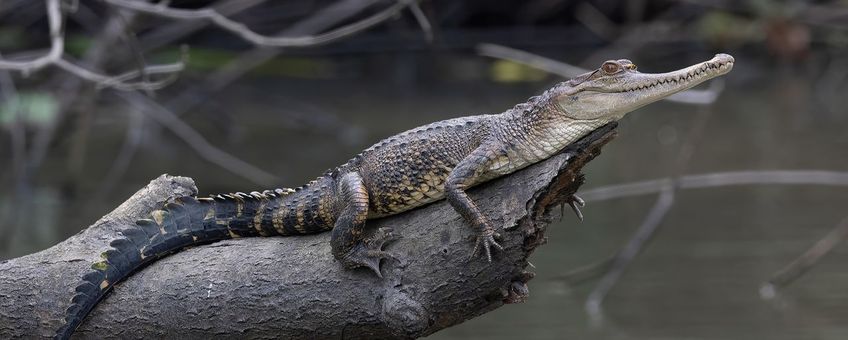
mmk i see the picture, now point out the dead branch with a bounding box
[26,5,142,173]
[0,124,618,339]
[102,0,420,47]
[0,0,185,91]
[4,0,408,200]
[138,0,270,52]
[0,0,62,73]
[2,0,420,90]
[164,0,392,115]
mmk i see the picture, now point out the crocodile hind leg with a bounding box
[330,172,397,277]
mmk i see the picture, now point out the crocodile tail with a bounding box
[54,186,333,339]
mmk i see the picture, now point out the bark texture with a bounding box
[0,124,617,339]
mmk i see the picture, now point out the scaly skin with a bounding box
[55,54,734,339]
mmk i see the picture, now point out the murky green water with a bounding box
[2,52,847,339]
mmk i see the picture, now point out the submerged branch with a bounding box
[760,216,848,299]
[583,105,712,322]
[579,170,848,202]
[557,169,848,307]
[584,184,676,319]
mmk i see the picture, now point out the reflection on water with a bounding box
[1,53,847,339]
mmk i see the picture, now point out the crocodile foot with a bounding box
[471,228,504,262]
[341,227,399,278]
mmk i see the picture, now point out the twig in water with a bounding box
[760,216,848,299]
[560,169,848,293]
[555,254,616,286]
[584,183,676,323]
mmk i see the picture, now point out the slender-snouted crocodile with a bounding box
[56,53,734,339]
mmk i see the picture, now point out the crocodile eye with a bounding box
[602,61,622,75]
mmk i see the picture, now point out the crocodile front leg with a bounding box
[445,143,505,261]
[330,172,396,277]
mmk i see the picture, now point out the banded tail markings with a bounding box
[259,194,285,236]
[272,202,288,235]
[282,200,302,235]
[253,195,270,235]
[55,186,325,340]
[296,201,306,231]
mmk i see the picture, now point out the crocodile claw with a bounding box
[471,229,503,262]
[341,227,399,278]
[568,194,585,222]
[359,250,396,278]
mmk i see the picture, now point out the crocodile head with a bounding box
[554,53,734,121]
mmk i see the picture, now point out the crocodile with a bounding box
[55,53,734,339]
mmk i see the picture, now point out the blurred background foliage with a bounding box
[2,0,848,339]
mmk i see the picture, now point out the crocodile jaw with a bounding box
[613,53,735,111]
[557,53,735,121]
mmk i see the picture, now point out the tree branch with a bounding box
[0,124,618,339]
[102,0,419,47]
[0,0,63,73]
[0,0,185,91]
